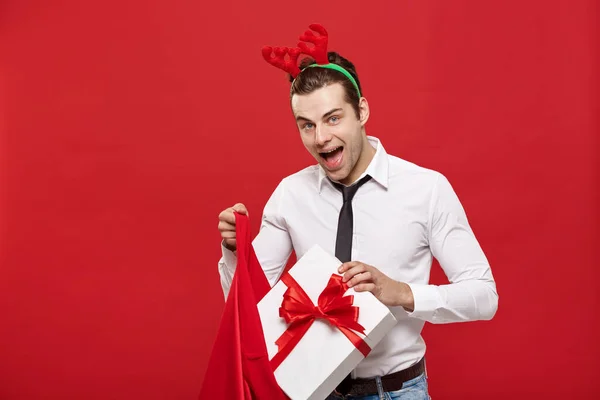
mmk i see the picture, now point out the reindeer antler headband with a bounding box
[261,24,362,97]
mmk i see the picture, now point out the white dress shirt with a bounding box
[218,136,498,378]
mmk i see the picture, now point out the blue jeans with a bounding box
[325,373,430,400]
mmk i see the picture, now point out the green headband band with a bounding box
[296,63,362,98]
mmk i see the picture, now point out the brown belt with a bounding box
[335,358,426,396]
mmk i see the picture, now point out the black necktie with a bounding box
[333,175,372,263]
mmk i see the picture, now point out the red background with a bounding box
[1,1,598,399]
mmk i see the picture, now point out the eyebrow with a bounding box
[295,108,344,123]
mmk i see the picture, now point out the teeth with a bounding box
[322,147,340,154]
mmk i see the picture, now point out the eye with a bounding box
[302,122,315,131]
[329,116,340,124]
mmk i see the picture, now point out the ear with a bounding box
[358,97,370,126]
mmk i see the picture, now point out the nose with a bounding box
[314,124,331,146]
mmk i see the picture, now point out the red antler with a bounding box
[297,23,329,64]
[262,46,301,77]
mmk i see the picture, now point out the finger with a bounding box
[343,264,368,282]
[221,230,236,239]
[219,209,236,224]
[338,261,361,273]
[352,283,376,293]
[347,271,372,288]
[232,203,248,215]
[218,220,236,232]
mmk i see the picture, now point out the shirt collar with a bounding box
[318,136,389,193]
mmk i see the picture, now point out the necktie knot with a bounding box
[335,175,371,203]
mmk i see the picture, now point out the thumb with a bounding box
[232,203,248,216]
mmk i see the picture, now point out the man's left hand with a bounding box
[338,261,415,311]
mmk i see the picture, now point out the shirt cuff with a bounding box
[221,241,238,276]
[405,283,442,321]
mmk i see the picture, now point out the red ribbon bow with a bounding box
[270,273,371,371]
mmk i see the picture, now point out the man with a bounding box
[216,28,498,400]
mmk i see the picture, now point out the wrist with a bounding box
[395,281,415,311]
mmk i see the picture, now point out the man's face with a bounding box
[291,83,369,185]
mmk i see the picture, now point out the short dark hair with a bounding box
[289,52,362,118]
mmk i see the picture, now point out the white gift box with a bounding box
[257,244,398,400]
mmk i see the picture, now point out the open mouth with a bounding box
[319,146,344,169]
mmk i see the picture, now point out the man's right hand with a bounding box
[218,203,248,252]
